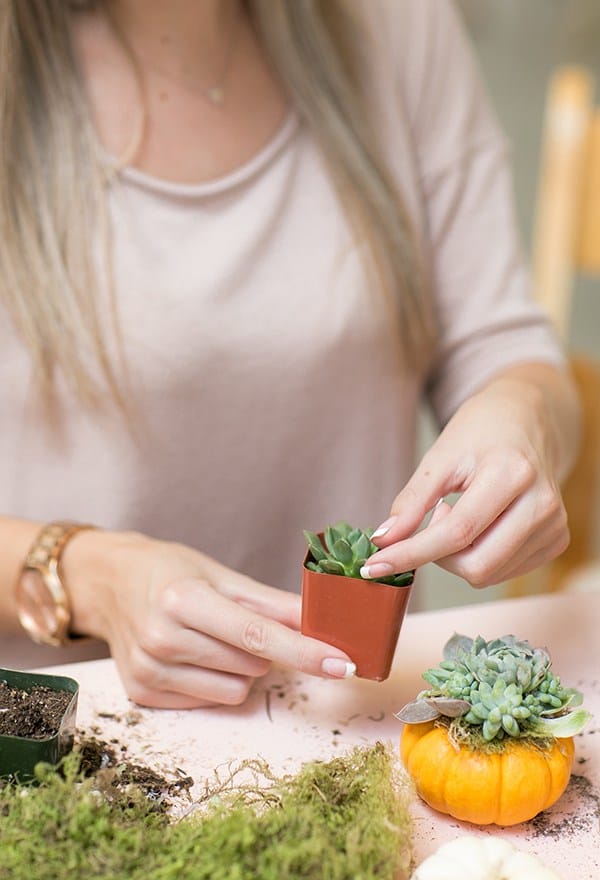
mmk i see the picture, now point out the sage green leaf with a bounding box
[443,633,473,661]
[533,708,592,738]
[320,559,346,576]
[390,571,414,587]
[560,688,583,708]
[352,533,372,560]
[492,677,506,703]
[502,715,520,736]
[488,707,502,725]
[303,531,326,562]
[424,697,471,718]
[394,700,441,723]
[516,665,531,689]
[478,681,495,710]
[482,718,501,741]
[332,538,353,565]
[374,572,413,587]
[422,669,453,686]
[333,521,353,538]
[324,525,338,553]
[512,706,531,719]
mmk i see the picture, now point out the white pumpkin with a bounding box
[411,836,563,880]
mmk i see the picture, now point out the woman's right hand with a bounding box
[62,529,356,709]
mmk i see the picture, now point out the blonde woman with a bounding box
[0,0,580,707]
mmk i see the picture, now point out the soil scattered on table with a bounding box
[528,772,600,838]
[0,682,72,739]
[95,709,142,726]
[74,736,193,811]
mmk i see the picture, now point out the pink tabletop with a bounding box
[41,591,599,879]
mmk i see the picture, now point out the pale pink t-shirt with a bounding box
[0,1,565,664]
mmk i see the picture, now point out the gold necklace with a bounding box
[131,12,240,107]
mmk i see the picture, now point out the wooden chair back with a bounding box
[508,67,600,596]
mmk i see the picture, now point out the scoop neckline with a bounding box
[103,111,299,198]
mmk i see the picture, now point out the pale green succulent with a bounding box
[397,633,591,743]
[303,521,414,588]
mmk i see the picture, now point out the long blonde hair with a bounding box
[0,0,435,407]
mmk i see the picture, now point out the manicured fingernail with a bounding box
[322,658,357,678]
[360,562,394,579]
[371,517,397,538]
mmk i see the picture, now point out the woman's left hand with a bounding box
[361,364,581,587]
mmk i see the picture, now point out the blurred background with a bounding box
[418,0,600,610]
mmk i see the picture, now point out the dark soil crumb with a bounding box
[0,682,72,740]
[74,737,193,811]
[95,709,143,727]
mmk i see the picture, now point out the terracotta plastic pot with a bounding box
[301,543,414,681]
[0,667,79,782]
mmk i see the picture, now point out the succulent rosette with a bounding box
[303,522,413,587]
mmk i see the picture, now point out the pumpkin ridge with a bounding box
[541,737,574,809]
[477,734,551,824]
[494,748,503,825]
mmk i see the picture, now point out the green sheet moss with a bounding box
[0,741,413,879]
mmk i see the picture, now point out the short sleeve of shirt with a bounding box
[374,0,567,428]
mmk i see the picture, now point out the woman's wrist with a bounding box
[481,363,581,482]
[60,527,152,639]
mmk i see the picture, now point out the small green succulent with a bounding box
[396,633,591,743]
[303,521,414,588]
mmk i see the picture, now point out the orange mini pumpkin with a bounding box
[400,720,574,826]
[396,634,590,827]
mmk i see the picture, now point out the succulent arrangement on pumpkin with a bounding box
[301,522,414,681]
[396,633,591,826]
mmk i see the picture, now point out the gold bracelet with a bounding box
[15,521,97,647]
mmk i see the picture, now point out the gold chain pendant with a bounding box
[207,86,225,105]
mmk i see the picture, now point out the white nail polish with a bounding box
[361,562,394,579]
[341,661,356,678]
[322,658,357,678]
[371,526,389,539]
[371,517,396,538]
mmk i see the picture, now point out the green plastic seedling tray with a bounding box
[0,667,79,782]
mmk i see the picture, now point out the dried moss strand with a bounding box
[439,717,556,755]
